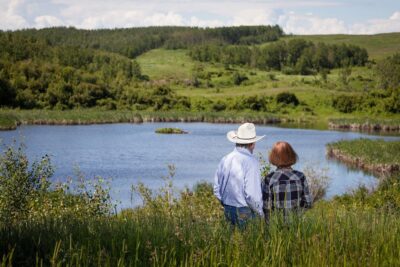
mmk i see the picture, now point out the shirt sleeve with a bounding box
[301,174,313,209]
[244,159,264,216]
[213,159,223,202]
[262,174,273,221]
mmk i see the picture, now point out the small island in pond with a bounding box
[155,128,188,134]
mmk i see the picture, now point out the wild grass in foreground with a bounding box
[1,144,400,266]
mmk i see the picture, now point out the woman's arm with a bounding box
[300,174,313,208]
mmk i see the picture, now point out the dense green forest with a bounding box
[0,26,399,120]
[189,40,368,74]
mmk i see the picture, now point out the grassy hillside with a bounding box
[282,33,400,60]
[1,30,399,131]
[137,49,195,80]
[136,49,399,124]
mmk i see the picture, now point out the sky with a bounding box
[1,0,400,34]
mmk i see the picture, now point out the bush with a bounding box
[0,144,53,223]
[384,90,400,113]
[332,95,359,113]
[212,101,227,111]
[232,72,248,85]
[0,144,113,224]
[276,92,299,106]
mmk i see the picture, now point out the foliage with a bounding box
[332,90,399,114]
[155,128,188,134]
[0,144,113,225]
[338,65,352,85]
[189,39,368,74]
[332,94,360,113]
[376,53,400,90]
[327,138,400,166]
[0,144,53,223]
[232,72,248,85]
[276,92,299,106]
[302,166,331,202]
[332,175,400,211]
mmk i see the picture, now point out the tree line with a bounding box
[3,25,283,59]
[189,39,369,74]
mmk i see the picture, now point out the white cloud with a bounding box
[34,15,64,28]
[143,12,184,26]
[390,11,400,20]
[279,12,348,34]
[0,0,29,30]
[77,10,144,29]
[188,17,224,27]
[350,11,400,34]
[232,9,278,26]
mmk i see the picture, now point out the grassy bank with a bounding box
[0,114,18,130]
[327,139,400,175]
[329,118,400,133]
[0,109,290,130]
[1,144,400,266]
[2,108,399,134]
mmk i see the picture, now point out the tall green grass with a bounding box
[0,113,17,130]
[1,181,400,266]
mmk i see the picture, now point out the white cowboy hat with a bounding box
[227,123,265,144]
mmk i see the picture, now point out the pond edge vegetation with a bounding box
[326,139,400,176]
[155,127,188,134]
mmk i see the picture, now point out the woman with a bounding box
[262,141,312,223]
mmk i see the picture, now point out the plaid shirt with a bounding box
[262,169,312,219]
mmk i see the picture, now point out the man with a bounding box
[214,122,265,227]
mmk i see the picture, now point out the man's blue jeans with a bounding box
[223,204,256,228]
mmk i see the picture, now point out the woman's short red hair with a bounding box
[269,141,298,168]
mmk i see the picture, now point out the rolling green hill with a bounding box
[1,28,399,130]
[281,33,400,60]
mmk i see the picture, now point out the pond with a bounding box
[1,123,399,210]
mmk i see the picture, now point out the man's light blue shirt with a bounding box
[214,147,264,216]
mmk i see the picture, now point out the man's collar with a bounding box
[234,147,253,156]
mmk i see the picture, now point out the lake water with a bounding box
[0,123,399,210]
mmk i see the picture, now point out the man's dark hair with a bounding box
[236,143,254,148]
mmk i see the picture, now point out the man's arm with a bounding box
[244,159,264,216]
[213,159,223,203]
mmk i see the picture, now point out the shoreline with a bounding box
[1,110,399,135]
[326,147,400,176]
[328,122,400,133]
[0,110,288,131]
